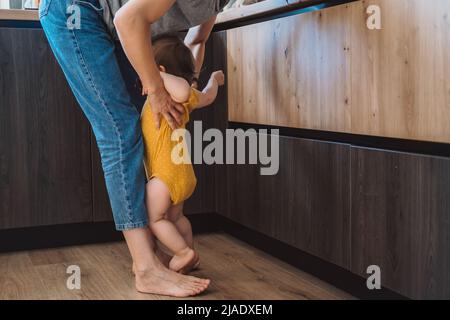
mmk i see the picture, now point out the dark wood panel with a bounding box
[183,40,215,215]
[224,134,351,268]
[91,137,113,222]
[211,31,229,217]
[0,28,92,229]
[351,147,450,299]
[184,34,229,216]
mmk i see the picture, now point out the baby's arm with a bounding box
[193,71,225,109]
[159,72,192,103]
[159,70,225,108]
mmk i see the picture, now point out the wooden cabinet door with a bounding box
[224,134,351,268]
[0,28,92,229]
[351,147,450,299]
[185,33,229,216]
[227,2,352,133]
[182,38,216,215]
[350,0,450,143]
[227,0,450,143]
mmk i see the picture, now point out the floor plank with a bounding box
[0,232,353,300]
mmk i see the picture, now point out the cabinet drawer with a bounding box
[351,147,450,299]
[224,134,351,268]
[0,28,92,229]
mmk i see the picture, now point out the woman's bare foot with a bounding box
[169,247,196,272]
[135,265,210,297]
[132,246,172,275]
[156,245,172,267]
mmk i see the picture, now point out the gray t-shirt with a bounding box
[99,0,228,39]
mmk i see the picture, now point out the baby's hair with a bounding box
[153,34,196,85]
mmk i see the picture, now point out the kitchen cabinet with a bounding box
[350,0,450,143]
[227,2,352,133]
[3,1,450,300]
[0,28,92,228]
[351,147,450,299]
[220,130,450,299]
[227,0,450,143]
[184,33,229,216]
[210,31,229,217]
[182,38,217,215]
[222,1,450,297]
[223,134,351,269]
[0,27,224,228]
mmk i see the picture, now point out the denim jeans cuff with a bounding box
[115,220,148,231]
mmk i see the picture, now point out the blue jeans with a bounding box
[39,0,148,230]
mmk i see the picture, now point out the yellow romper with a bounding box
[141,89,199,205]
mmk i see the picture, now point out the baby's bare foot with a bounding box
[192,253,200,270]
[169,247,196,272]
[179,251,200,274]
[135,266,210,297]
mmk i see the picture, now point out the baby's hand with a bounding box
[212,70,225,86]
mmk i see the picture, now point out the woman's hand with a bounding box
[145,85,184,130]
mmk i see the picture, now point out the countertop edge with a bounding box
[0,9,39,21]
[0,0,349,24]
[214,0,357,29]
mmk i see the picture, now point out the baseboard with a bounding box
[0,213,218,253]
[189,212,224,233]
[0,221,123,253]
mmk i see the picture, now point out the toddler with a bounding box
[141,35,224,273]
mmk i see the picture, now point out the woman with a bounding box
[39,0,227,297]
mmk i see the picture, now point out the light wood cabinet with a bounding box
[227,0,450,143]
[350,0,450,142]
[227,2,352,133]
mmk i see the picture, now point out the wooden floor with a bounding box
[0,232,353,300]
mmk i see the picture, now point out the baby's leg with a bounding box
[146,178,195,272]
[167,203,200,272]
[167,203,193,249]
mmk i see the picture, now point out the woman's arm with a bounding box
[184,15,217,88]
[113,0,184,129]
